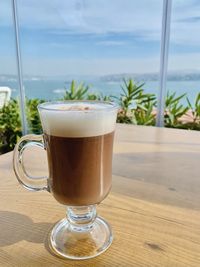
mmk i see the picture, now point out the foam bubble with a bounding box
[38,102,117,137]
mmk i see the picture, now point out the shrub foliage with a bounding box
[0,79,199,154]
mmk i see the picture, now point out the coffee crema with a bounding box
[39,102,117,206]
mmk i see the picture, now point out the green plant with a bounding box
[0,99,22,154]
[63,80,90,100]
[133,94,157,125]
[185,93,200,130]
[87,92,111,101]
[115,79,157,125]
[1,79,200,155]
[116,79,145,123]
[0,98,44,154]
[26,98,44,134]
[164,91,189,128]
[63,80,112,102]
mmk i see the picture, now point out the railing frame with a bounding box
[156,0,172,127]
[12,0,27,135]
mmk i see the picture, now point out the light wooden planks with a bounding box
[0,124,200,267]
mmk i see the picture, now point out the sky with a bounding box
[0,0,200,76]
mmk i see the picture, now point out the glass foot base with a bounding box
[49,216,113,260]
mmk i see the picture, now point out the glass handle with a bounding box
[13,134,49,192]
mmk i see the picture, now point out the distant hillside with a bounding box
[1,71,200,82]
[100,72,200,82]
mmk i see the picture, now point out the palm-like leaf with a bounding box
[63,80,89,100]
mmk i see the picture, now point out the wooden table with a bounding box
[0,124,200,267]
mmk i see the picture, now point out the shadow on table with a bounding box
[0,211,114,265]
[0,211,53,247]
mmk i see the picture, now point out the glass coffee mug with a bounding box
[13,101,118,260]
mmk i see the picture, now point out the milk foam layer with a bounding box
[39,102,117,137]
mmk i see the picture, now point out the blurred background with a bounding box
[0,0,200,153]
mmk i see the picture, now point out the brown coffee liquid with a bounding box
[44,132,114,205]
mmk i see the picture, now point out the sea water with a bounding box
[0,79,200,105]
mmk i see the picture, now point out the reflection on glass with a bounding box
[15,1,161,106]
[168,1,200,106]
[0,0,22,154]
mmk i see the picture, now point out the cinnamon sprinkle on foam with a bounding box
[59,105,92,111]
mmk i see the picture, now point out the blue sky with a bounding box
[1,0,200,76]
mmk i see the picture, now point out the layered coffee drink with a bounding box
[39,102,117,206]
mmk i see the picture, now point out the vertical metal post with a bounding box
[12,0,28,135]
[156,0,172,127]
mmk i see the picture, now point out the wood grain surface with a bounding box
[0,124,200,267]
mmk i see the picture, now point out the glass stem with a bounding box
[67,205,97,232]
